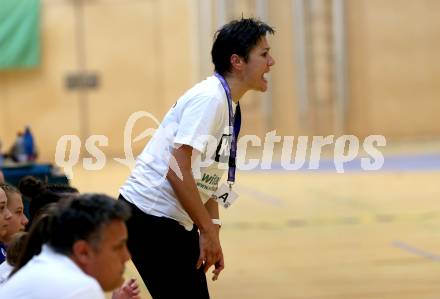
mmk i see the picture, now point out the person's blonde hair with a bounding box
[0,183,21,199]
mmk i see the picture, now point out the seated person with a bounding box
[0,184,29,246]
[0,232,27,285]
[0,232,140,298]
[18,176,78,225]
[0,188,12,264]
[0,194,132,299]
[16,178,141,299]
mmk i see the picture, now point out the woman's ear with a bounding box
[230,54,244,71]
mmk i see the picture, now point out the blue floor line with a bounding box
[393,241,440,262]
[242,153,440,172]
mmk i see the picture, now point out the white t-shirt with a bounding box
[120,75,235,230]
[0,261,12,285]
[0,245,105,299]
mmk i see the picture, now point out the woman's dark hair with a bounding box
[6,232,28,267]
[18,176,78,223]
[11,194,131,277]
[10,203,57,277]
[211,17,275,75]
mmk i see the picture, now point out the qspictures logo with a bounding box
[54,111,386,182]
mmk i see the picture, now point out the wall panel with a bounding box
[346,0,440,138]
[0,2,79,161]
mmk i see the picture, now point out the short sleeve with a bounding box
[174,95,226,153]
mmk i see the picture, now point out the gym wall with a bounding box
[0,0,439,161]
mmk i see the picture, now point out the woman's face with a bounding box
[0,189,12,240]
[5,192,29,242]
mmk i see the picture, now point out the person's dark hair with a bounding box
[11,194,131,276]
[10,204,57,277]
[50,194,130,253]
[211,17,275,76]
[18,176,78,223]
[19,176,78,197]
[6,232,28,267]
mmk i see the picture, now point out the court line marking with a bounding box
[393,241,440,262]
[236,184,285,206]
[246,153,440,172]
[223,210,440,230]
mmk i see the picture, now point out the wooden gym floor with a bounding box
[71,150,440,299]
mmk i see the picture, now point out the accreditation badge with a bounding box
[213,183,239,209]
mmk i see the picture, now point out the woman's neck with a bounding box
[223,73,248,103]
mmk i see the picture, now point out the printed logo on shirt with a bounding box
[196,173,221,192]
[214,134,231,164]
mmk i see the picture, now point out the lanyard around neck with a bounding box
[214,72,241,186]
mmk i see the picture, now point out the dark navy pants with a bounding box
[119,195,210,299]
